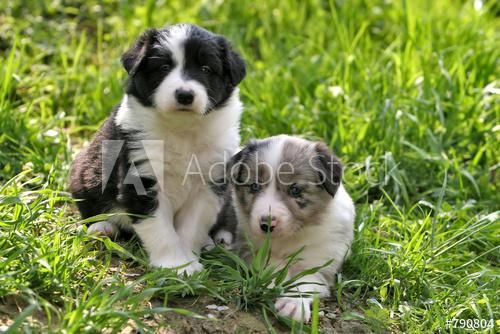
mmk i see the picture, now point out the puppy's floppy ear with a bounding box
[313,142,343,197]
[217,36,246,86]
[121,28,158,76]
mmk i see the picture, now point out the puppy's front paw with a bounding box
[150,255,203,275]
[201,237,216,251]
[179,260,204,276]
[275,297,312,323]
[213,230,234,249]
[87,221,118,239]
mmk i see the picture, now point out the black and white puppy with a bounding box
[213,135,355,322]
[70,24,246,274]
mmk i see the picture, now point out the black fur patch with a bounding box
[313,142,343,197]
[230,138,271,184]
[69,110,158,224]
[209,185,238,243]
[122,29,174,107]
[183,26,246,112]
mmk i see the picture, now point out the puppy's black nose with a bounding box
[260,215,277,232]
[175,89,194,105]
[260,223,274,232]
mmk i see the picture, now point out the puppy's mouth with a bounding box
[173,105,204,114]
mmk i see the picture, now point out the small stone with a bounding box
[326,312,336,320]
[207,313,217,319]
[206,304,218,310]
[318,311,325,317]
[217,306,229,312]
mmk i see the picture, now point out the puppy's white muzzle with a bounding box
[153,67,209,114]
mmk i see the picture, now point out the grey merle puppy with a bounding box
[211,135,355,322]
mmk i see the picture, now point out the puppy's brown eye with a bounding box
[201,65,212,73]
[289,184,302,197]
[249,183,261,193]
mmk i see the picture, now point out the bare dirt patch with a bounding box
[134,295,372,333]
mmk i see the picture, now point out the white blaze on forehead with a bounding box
[158,24,190,65]
[260,136,287,173]
[251,136,290,221]
[152,24,209,114]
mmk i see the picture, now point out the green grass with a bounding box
[0,0,499,332]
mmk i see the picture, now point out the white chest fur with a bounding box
[116,94,241,212]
